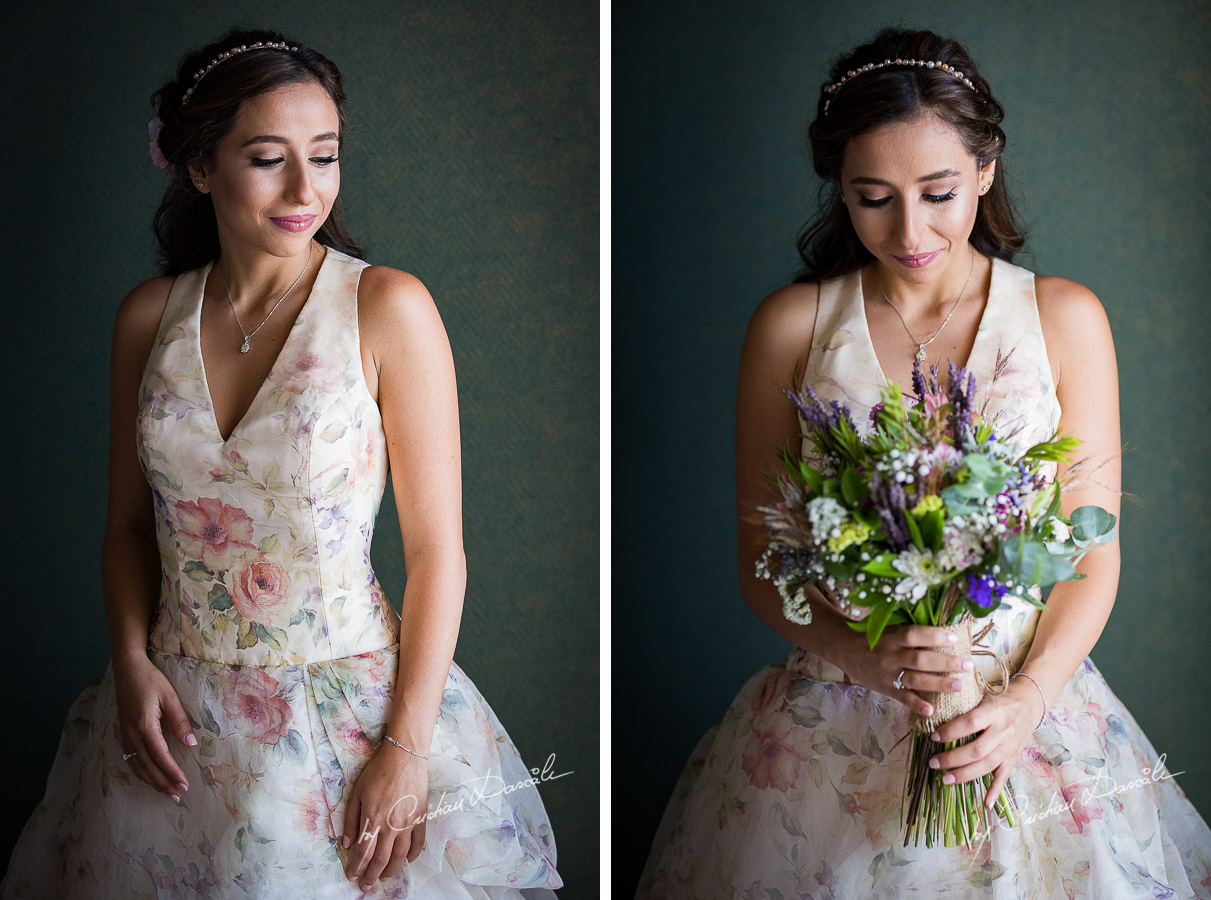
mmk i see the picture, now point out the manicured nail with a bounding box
[922,705,934,716]
[948,632,957,644]
[185,734,198,747]
[961,660,974,672]
[342,836,351,849]
[986,798,995,810]
[929,757,940,769]
[177,782,189,793]
[942,774,955,785]
[930,732,941,742]
[171,793,181,803]
[950,680,962,691]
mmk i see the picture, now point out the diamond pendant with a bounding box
[240,337,251,354]
[915,345,927,362]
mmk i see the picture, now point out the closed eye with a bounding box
[856,188,958,208]
[249,156,340,168]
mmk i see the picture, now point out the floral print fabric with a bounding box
[634,259,1211,898]
[2,248,561,899]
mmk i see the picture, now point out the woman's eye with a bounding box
[311,156,339,166]
[856,196,891,208]
[924,189,958,204]
[250,157,284,168]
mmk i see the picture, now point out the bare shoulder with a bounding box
[115,274,175,334]
[357,264,443,339]
[744,281,819,351]
[1034,274,1115,387]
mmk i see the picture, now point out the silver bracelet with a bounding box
[1011,672,1048,730]
[382,734,429,760]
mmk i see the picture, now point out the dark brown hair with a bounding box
[795,28,1025,283]
[150,28,364,275]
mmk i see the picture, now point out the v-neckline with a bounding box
[195,246,332,445]
[857,254,1000,390]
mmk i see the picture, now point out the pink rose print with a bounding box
[230,555,291,623]
[741,720,810,792]
[330,710,375,757]
[277,350,345,395]
[174,498,256,570]
[221,668,292,745]
[295,780,334,838]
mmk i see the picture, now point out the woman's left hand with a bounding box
[341,747,430,891]
[928,678,1043,809]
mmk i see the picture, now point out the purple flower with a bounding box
[148,115,176,173]
[966,572,1006,609]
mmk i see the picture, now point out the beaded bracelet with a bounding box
[382,734,429,760]
[1011,672,1048,730]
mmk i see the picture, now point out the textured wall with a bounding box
[1,1,598,893]
[614,0,1210,891]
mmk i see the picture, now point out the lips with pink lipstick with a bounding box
[891,250,941,268]
[269,214,316,233]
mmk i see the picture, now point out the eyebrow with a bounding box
[849,168,962,186]
[240,132,340,147]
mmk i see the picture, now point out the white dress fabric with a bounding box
[635,258,1211,898]
[1,247,562,899]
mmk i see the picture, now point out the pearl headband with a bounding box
[180,40,299,105]
[823,58,979,116]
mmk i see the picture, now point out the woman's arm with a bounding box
[1015,277,1122,711]
[103,277,174,668]
[359,264,467,759]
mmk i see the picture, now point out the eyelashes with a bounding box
[856,188,959,209]
[250,156,339,168]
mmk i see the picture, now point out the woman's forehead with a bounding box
[842,116,975,180]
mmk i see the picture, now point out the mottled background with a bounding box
[1,1,598,893]
[614,0,1210,891]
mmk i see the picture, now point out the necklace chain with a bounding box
[876,249,975,363]
[219,241,314,354]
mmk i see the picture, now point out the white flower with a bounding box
[938,526,986,571]
[807,497,847,542]
[782,586,813,624]
[1043,516,1071,543]
[892,546,946,602]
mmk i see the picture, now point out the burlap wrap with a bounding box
[907,609,1013,734]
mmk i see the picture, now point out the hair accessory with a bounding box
[181,40,299,105]
[383,734,429,760]
[148,115,175,173]
[1011,671,1048,730]
[824,58,980,116]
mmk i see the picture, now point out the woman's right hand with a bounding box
[837,624,975,718]
[112,655,197,803]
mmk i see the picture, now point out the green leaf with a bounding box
[256,623,288,652]
[852,507,881,530]
[841,466,868,505]
[183,561,215,583]
[235,826,248,857]
[903,509,924,550]
[258,533,280,555]
[841,760,871,785]
[860,554,900,578]
[283,728,309,765]
[207,584,233,611]
[919,509,943,550]
[862,727,885,763]
[1070,506,1117,545]
[325,468,350,495]
[236,619,258,649]
[866,603,896,649]
[808,757,828,788]
[776,802,808,839]
[824,729,855,756]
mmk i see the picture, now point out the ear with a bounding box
[979,158,996,182]
[186,161,210,191]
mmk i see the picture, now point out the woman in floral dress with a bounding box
[636,27,1211,899]
[2,28,560,899]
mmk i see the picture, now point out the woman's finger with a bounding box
[140,716,188,799]
[407,816,426,863]
[358,830,400,890]
[985,761,1011,811]
[125,731,174,799]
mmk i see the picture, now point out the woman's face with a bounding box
[191,81,341,258]
[838,115,994,284]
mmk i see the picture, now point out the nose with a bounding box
[893,200,923,251]
[285,159,317,206]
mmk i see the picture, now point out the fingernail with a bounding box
[930,732,941,742]
[177,782,189,793]
[950,679,962,691]
[961,660,974,672]
[922,705,934,716]
[929,757,940,769]
[171,793,181,803]
[185,734,198,747]
[943,774,955,785]
[342,836,351,849]
[948,632,957,644]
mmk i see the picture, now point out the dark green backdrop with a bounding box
[1,1,598,895]
[614,0,1211,892]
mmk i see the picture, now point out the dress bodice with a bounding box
[137,246,401,666]
[787,256,1062,687]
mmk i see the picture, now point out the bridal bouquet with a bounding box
[756,357,1116,848]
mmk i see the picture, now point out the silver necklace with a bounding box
[876,250,975,362]
[219,242,313,354]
